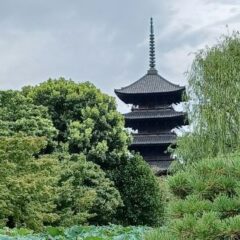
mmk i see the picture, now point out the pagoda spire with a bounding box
[148,17,157,74]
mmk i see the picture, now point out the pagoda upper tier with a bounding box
[114,18,187,174]
[115,69,185,105]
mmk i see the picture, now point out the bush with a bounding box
[115,153,164,226]
[57,154,122,226]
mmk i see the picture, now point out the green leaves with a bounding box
[153,153,240,239]
[115,154,164,227]
[0,91,58,153]
[174,32,240,163]
[0,78,163,228]
[57,154,122,226]
[0,225,150,240]
[0,137,60,230]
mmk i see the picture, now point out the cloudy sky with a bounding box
[0,0,240,112]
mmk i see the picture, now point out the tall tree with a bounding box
[0,89,122,226]
[23,79,130,169]
[174,32,240,163]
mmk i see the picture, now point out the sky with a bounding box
[0,0,240,112]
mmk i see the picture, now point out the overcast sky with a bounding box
[0,0,240,112]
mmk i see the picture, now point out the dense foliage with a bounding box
[0,78,163,229]
[0,225,151,240]
[174,32,240,163]
[23,79,130,167]
[23,78,164,226]
[0,137,60,230]
[57,153,122,226]
[146,153,240,240]
[0,91,57,152]
[115,154,164,226]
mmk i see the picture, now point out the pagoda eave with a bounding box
[124,111,186,120]
[131,134,176,146]
[115,89,185,104]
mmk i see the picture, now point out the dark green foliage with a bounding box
[115,154,164,226]
[0,136,60,230]
[57,154,122,226]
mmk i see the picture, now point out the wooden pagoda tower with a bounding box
[115,18,187,174]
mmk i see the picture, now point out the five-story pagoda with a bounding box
[115,18,187,174]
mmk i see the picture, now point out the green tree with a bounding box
[115,154,164,226]
[0,90,58,153]
[0,136,60,230]
[23,79,130,167]
[174,32,240,163]
[146,153,240,240]
[57,153,122,226]
[23,78,164,226]
[0,89,122,226]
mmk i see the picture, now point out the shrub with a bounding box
[114,153,164,226]
[57,154,122,226]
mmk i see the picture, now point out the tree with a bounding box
[174,32,240,163]
[0,89,122,226]
[23,79,130,167]
[57,153,122,226]
[0,90,58,153]
[0,136,60,230]
[23,78,164,226]
[114,153,164,226]
[146,153,240,239]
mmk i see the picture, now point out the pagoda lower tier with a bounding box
[124,108,187,132]
[130,133,176,174]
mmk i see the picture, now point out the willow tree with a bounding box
[174,32,240,163]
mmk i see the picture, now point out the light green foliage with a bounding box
[0,136,60,230]
[0,225,151,239]
[57,154,122,225]
[146,153,240,239]
[114,154,164,226]
[0,91,58,152]
[174,32,240,163]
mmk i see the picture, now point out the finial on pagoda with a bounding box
[148,17,157,75]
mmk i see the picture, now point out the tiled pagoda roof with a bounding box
[124,108,185,120]
[115,69,185,95]
[131,133,176,146]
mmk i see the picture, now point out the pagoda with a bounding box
[115,18,187,174]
